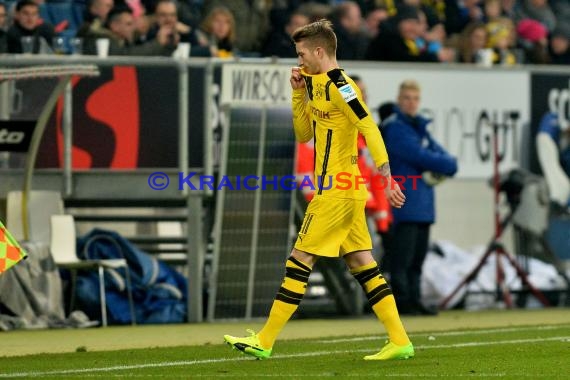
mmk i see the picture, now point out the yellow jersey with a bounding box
[292,68,389,200]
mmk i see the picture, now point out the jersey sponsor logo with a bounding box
[310,106,330,119]
[338,84,357,103]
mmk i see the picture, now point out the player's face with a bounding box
[398,89,420,117]
[295,40,320,75]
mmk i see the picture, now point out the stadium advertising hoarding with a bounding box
[7,60,533,177]
[221,63,292,105]
[6,65,206,169]
[221,63,530,179]
[348,67,530,179]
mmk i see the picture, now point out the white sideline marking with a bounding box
[316,324,570,344]
[1,336,569,378]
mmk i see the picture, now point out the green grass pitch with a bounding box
[0,309,569,378]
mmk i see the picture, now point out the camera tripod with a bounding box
[439,123,550,309]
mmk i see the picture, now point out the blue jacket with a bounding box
[75,229,188,324]
[382,107,458,224]
[538,111,570,183]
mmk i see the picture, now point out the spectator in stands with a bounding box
[456,21,488,63]
[125,0,144,20]
[516,18,549,64]
[77,0,114,40]
[483,0,502,23]
[444,0,483,36]
[146,0,209,56]
[202,0,270,54]
[514,0,556,32]
[500,0,517,19]
[174,1,203,30]
[363,6,389,40]
[125,0,151,42]
[84,0,114,24]
[483,0,519,48]
[415,0,446,23]
[196,6,235,58]
[6,0,54,54]
[382,79,457,315]
[550,0,570,29]
[296,2,333,23]
[485,20,516,65]
[0,3,6,53]
[548,24,570,65]
[331,1,367,60]
[401,0,441,30]
[262,11,309,58]
[82,6,177,56]
[365,5,454,63]
[415,9,446,58]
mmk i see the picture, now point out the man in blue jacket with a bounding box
[382,79,457,315]
[536,111,570,209]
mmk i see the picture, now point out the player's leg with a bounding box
[344,251,414,360]
[224,197,345,359]
[341,201,413,360]
[256,248,317,347]
[223,248,316,359]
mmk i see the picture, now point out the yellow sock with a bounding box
[351,261,410,346]
[258,257,312,349]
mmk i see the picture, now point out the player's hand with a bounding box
[385,180,406,209]
[290,67,305,90]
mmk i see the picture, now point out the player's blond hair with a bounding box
[399,79,421,93]
[291,19,337,56]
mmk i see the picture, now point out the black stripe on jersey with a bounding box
[325,80,333,101]
[348,99,368,120]
[301,214,314,235]
[317,129,333,195]
[326,69,368,120]
[304,75,314,101]
[326,68,347,86]
[312,120,317,171]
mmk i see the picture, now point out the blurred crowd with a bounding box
[0,0,569,64]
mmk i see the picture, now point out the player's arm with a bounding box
[329,74,405,208]
[354,112,406,209]
[291,67,312,143]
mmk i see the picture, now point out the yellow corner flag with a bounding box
[0,220,27,274]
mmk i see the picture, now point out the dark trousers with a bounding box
[388,222,431,311]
